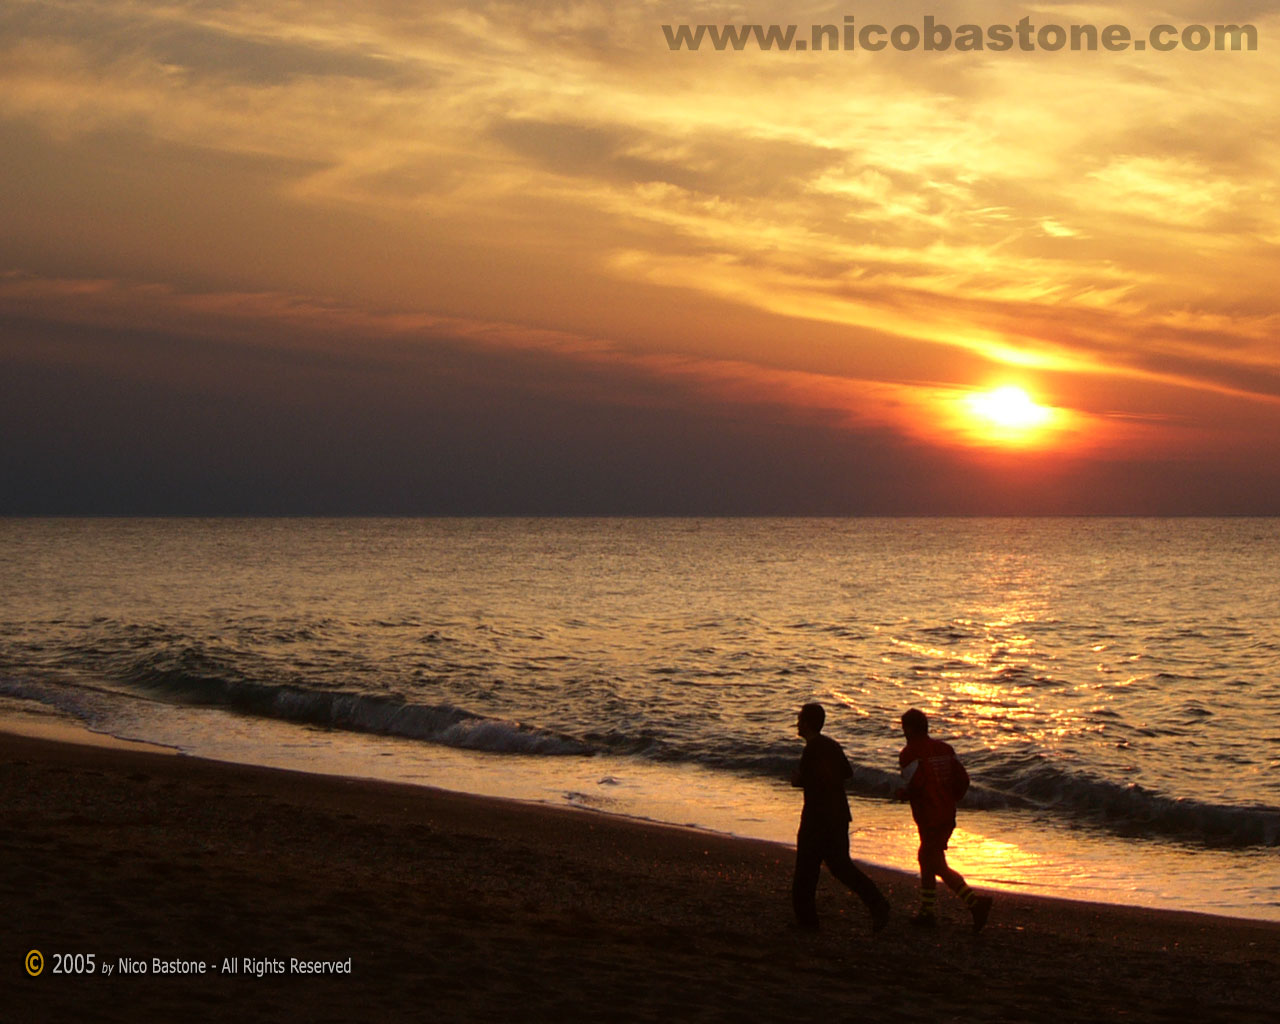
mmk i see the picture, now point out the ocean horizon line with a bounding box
[5,512,1280,520]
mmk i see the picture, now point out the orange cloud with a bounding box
[1,0,1278,494]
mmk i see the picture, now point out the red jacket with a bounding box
[899,736,968,829]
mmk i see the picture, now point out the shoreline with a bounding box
[5,706,1274,921]
[0,710,181,755]
[7,710,1276,923]
[5,728,1278,1022]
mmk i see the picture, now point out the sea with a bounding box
[2,517,1277,921]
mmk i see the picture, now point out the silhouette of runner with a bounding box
[895,707,992,931]
[790,702,890,933]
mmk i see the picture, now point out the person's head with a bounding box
[901,707,929,739]
[797,702,825,738]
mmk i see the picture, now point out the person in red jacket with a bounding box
[895,708,992,931]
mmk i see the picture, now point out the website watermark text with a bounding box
[662,16,1258,54]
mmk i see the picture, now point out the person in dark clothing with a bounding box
[790,702,890,933]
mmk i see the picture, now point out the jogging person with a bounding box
[790,702,890,933]
[894,707,992,931]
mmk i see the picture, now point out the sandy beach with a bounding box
[4,728,1276,1023]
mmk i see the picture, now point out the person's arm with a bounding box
[790,746,808,787]
[949,751,970,799]
[894,752,919,801]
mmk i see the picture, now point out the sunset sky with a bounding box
[3,0,1278,513]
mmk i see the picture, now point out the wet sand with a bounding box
[4,729,1277,1023]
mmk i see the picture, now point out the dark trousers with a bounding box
[792,820,885,928]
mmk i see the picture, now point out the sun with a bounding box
[967,386,1051,430]
[962,386,1055,444]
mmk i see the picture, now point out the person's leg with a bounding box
[936,850,966,893]
[915,840,940,924]
[792,827,823,929]
[927,833,993,931]
[821,827,889,929]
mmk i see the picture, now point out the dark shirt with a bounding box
[795,733,853,827]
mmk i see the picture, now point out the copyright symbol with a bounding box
[25,950,44,976]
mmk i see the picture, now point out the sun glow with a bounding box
[969,386,1051,429]
[961,386,1056,445]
